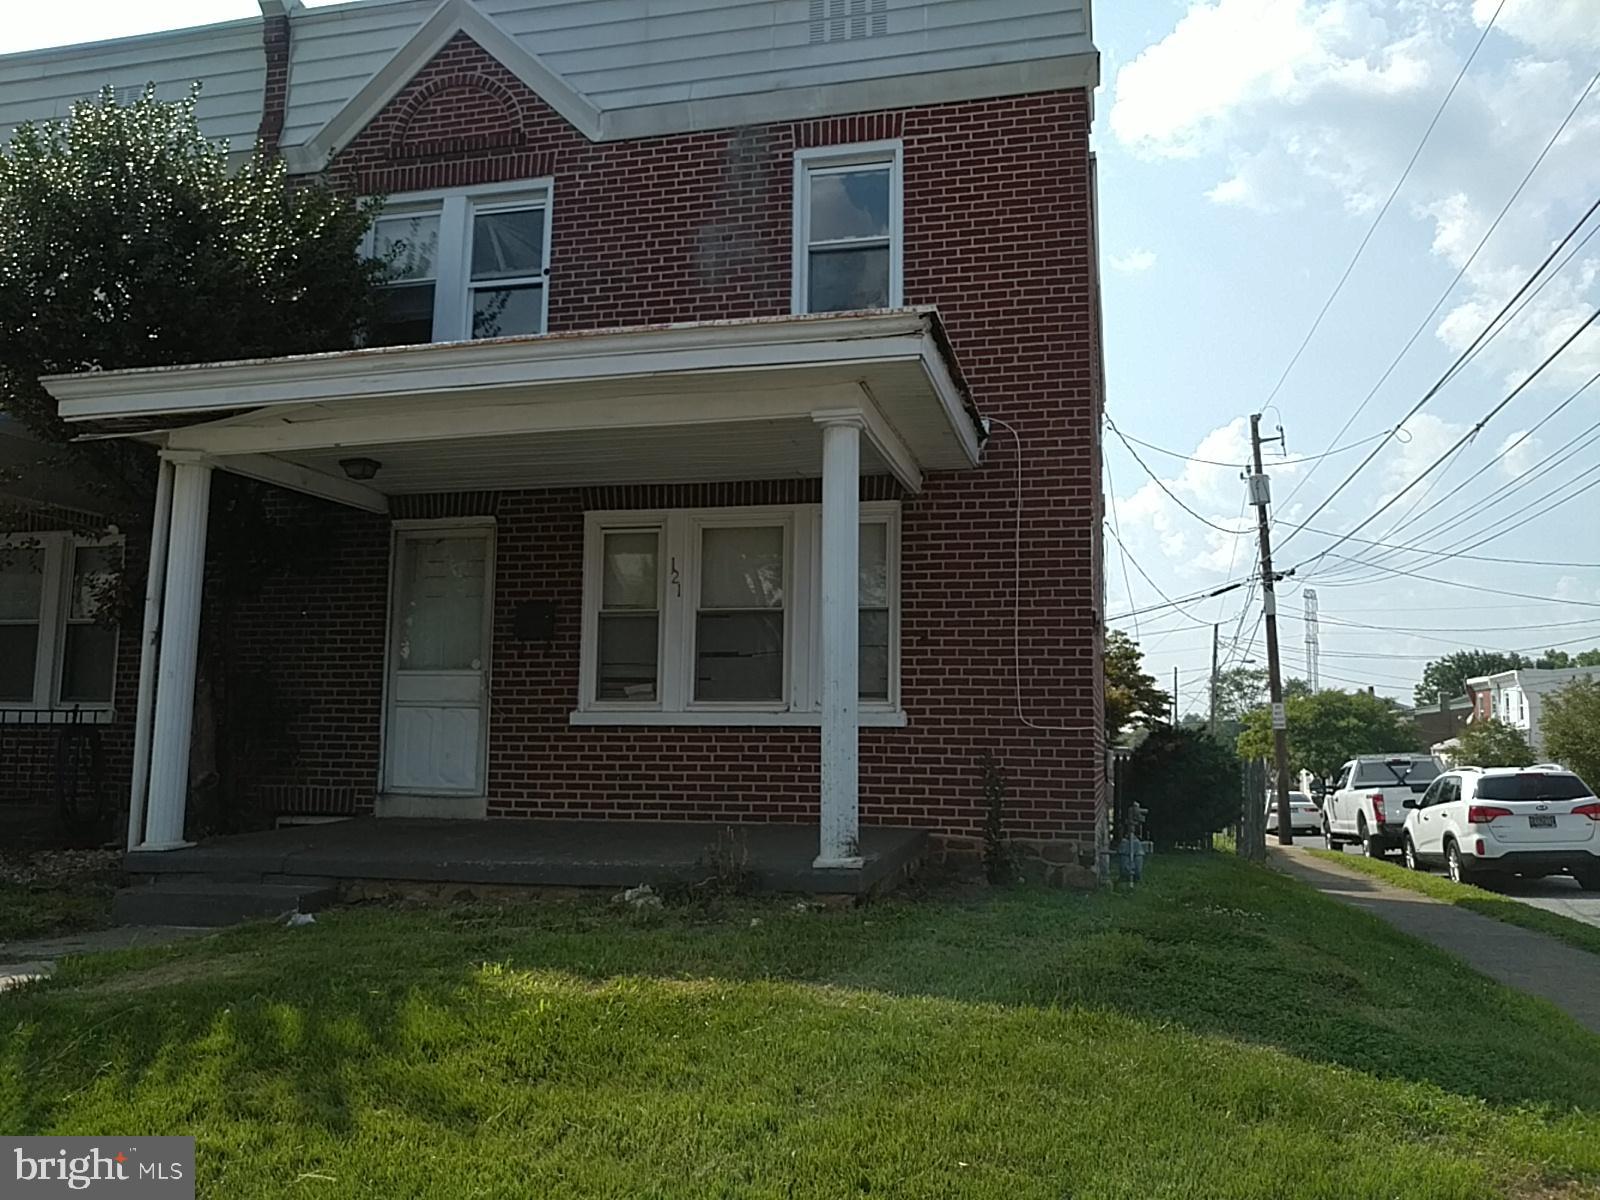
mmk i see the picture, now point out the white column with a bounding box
[140,454,213,851]
[815,414,863,869]
[126,457,176,850]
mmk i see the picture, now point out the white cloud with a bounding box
[1495,430,1541,478]
[1109,248,1158,273]
[1475,0,1600,55]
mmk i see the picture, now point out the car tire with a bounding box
[1360,817,1384,859]
[1445,840,1475,886]
[1403,834,1421,872]
[1323,818,1340,850]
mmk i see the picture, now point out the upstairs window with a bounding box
[368,183,553,347]
[793,142,903,314]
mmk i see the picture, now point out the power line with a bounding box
[1101,521,1216,630]
[1308,373,1600,578]
[1278,65,1600,515]
[1101,450,1141,639]
[1310,553,1600,609]
[1105,416,1249,534]
[1110,426,1392,470]
[1259,0,1510,416]
[1288,306,1600,573]
[1292,525,1600,568]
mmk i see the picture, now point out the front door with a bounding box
[383,525,493,802]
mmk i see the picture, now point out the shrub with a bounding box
[1543,680,1600,792]
[1125,726,1240,850]
[1453,718,1535,768]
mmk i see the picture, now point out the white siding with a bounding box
[280,0,1091,145]
[1,0,1094,157]
[0,22,265,150]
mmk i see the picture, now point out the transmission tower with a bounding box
[1303,588,1320,692]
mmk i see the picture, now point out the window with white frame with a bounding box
[579,503,900,720]
[0,534,123,710]
[367,183,552,347]
[792,142,903,314]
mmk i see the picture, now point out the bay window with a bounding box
[577,503,902,724]
[0,533,123,712]
[367,181,553,347]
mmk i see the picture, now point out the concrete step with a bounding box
[113,879,338,927]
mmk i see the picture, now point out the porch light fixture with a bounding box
[339,457,382,481]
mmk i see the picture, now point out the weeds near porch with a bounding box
[675,827,757,903]
[980,753,1012,884]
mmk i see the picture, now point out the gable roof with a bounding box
[284,0,600,171]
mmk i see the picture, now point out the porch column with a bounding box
[141,453,213,851]
[126,456,176,850]
[815,413,863,869]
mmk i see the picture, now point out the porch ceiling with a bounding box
[44,310,984,508]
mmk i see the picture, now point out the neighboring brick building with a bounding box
[3,0,1105,876]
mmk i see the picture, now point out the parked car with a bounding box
[1401,766,1600,887]
[1323,754,1441,857]
[1266,791,1322,835]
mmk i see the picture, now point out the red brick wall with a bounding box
[251,34,1103,842]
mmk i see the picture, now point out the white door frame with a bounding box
[376,517,496,818]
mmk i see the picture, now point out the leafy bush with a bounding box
[1453,718,1535,768]
[1543,680,1600,792]
[1126,726,1240,849]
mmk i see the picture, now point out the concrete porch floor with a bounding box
[125,819,930,896]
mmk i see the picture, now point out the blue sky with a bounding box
[4,0,1598,710]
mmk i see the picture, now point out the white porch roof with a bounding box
[45,308,982,511]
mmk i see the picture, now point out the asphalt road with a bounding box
[1311,835,1600,931]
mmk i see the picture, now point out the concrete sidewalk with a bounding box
[1270,845,1600,1036]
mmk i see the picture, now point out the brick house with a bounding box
[1,0,1105,882]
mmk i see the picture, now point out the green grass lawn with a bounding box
[1309,849,1600,959]
[4,855,1600,1198]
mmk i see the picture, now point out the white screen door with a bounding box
[384,527,492,797]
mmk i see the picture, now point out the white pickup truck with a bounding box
[1323,754,1442,857]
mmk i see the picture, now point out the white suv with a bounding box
[1400,766,1600,887]
[1324,754,1441,857]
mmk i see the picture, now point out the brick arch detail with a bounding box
[389,71,528,161]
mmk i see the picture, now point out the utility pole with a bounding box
[1249,413,1294,845]
[1173,666,1179,724]
[1209,623,1220,736]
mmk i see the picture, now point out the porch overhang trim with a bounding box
[44,310,983,483]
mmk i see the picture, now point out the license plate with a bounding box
[1529,815,1557,828]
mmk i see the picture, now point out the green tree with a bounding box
[1124,724,1240,849]
[0,87,382,504]
[0,89,383,838]
[1543,680,1600,792]
[1537,650,1573,669]
[1238,689,1420,784]
[1104,629,1170,741]
[1453,719,1535,768]
[1577,650,1600,668]
[1282,676,1314,700]
[1413,651,1528,707]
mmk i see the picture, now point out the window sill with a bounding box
[568,709,908,728]
[0,707,117,726]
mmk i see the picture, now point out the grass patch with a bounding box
[1308,850,1600,959]
[3,855,1600,1198]
[0,850,122,945]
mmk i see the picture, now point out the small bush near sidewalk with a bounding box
[0,849,121,943]
[4,856,1600,1198]
[1311,849,1600,958]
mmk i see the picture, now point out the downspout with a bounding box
[127,456,175,850]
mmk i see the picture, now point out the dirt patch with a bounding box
[77,951,255,997]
